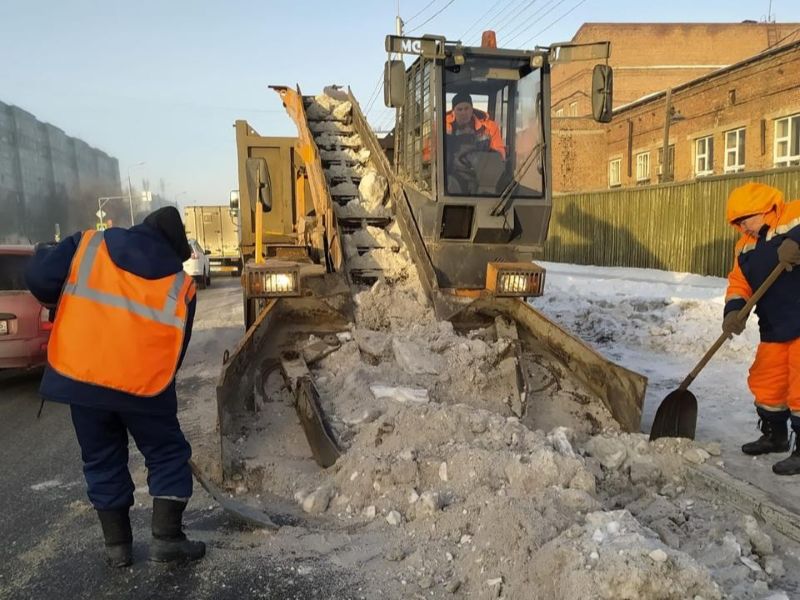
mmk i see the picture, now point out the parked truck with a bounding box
[183,205,242,275]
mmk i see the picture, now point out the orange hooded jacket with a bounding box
[725,183,800,342]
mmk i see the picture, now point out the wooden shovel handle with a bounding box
[679,262,787,391]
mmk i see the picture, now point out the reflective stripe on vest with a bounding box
[48,230,192,397]
[62,232,187,329]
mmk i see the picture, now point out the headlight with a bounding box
[486,262,545,297]
[246,263,301,297]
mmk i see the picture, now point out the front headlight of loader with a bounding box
[486,262,546,297]
[246,262,301,297]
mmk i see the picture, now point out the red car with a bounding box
[0,245,51,371]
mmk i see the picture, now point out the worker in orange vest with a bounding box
[26,206,205,566]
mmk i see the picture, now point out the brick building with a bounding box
[552,34,800,192]
[551,22,800,118]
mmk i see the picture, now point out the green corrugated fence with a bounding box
[541,167,800,278]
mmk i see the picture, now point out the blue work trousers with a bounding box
[69,404,193,510]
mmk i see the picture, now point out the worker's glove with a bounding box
[777,238,800,271]
[722,311,746,336]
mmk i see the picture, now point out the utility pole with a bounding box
[660,89,673,184]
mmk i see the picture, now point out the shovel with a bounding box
[649,262,787,441]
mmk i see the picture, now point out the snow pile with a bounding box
[305,94,352,121]
[293,402,722,598]
[320,147,370,164]
[358,169,388,211]
[529,510,721,599]
[533,262,758,362]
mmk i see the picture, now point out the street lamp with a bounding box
[127,161,146,227]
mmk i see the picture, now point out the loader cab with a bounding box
[386,37,552,287]
[385,34,611,289]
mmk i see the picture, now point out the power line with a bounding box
[459,0,507,41]
[503,0,558,44]
[407,0,458,34]
[363,73,385,118]
[468,0,525,39]
[505,0,563,45]
[404,0,440,25]
[519,0,588,47]
[492,0,540,39]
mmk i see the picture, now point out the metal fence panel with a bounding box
[542,167,800,277]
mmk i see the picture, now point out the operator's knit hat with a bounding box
[451,92,473,109]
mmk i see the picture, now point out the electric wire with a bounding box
[502,0,559,44]
[459,0,508,41]
[478,0,530,41]
[403,0,441,25]
[492,0,540,40]
[406,0,458,34]
[518,0,588,47]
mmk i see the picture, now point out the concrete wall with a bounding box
[0,101,120,242]
[551,40,800,192]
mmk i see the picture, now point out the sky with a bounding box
[2,0,799,207]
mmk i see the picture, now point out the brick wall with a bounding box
[552,40,800,192]
[550,22,800,117]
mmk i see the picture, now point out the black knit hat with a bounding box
[451,92,473,109]
[143,206,192,262]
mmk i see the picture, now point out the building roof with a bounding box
[612,37,800,115]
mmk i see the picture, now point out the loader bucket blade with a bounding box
[649,389,697,441]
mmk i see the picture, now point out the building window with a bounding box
[774,114,800,167]
[636,152,650,183]
[695,136,714,177]
[555,107,564,117]
[609,158,621,187]
[569,101,578,117]
[657,144,675,181]
[724,128,746,173]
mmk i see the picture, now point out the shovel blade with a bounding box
[649,389,698,441]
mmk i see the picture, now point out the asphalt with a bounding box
[0,372,362,600]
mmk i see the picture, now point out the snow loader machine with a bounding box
[214,32,647,501]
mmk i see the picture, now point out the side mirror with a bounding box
[204,249,211,255]
[384,60,406,108]
[591,64,613,123]
[229,190,240,210]
[245,158,272,212]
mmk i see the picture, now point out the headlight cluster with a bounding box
[246,265,300,297]
[486,262,545,297]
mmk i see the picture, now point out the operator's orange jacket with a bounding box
[423,110,507,162]
[47,229,196,397]
[445,109,506,159]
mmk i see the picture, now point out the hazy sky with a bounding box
[2,0,798,206]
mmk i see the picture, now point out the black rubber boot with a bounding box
[96,509,133,568]
[149,498,206,563]
[773,422,800,476]
[741,408,790,455]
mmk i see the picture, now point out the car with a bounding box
[183,238,211,289]
[0,245,51,371]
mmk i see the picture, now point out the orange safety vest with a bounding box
[48,229,196,397]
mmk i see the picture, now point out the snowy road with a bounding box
[532,261,800,511]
